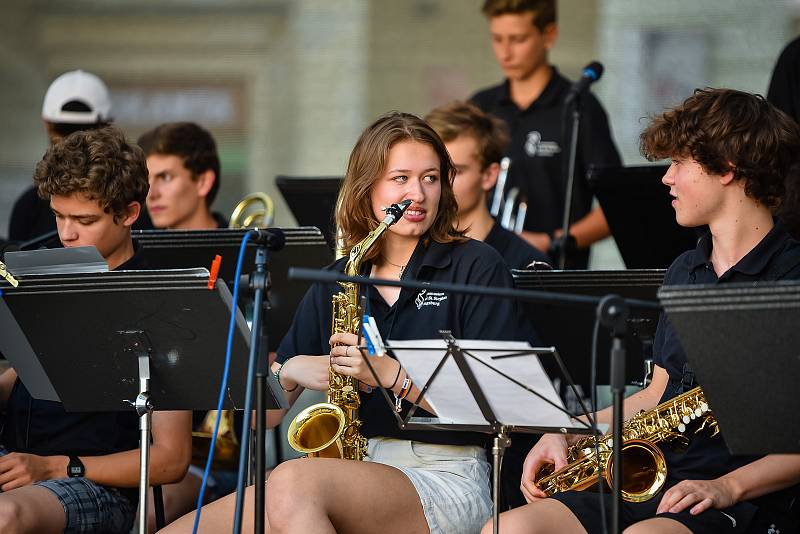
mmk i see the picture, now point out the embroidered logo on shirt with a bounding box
[415,289,447,309]
[524,130,561,157]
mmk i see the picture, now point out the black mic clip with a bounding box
[246,228,286,251]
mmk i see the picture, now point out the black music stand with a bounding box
[132,227,332,352]
[659,281,800,454]
[587,165,699,269]
[275,176,342,250]
[369,333,597,534]
[513,269,664,389]
[0,267,287,534]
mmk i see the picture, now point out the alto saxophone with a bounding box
[286,199,412,460]
[536,386,718,502]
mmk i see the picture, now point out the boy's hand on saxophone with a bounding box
[520,433,570,503]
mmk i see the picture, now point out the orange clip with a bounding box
[208,255,222,289]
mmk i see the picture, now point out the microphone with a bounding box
[247,228,286,251]
[565,61,604,103]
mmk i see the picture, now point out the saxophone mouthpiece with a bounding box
[382,199,413,224]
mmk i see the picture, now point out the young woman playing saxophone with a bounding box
[163,111,529,534]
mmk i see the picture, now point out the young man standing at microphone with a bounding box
[470,0,621,268]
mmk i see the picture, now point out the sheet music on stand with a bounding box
[390,339,586,432]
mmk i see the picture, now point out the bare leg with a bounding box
[159,483,255,533]
[147,474,203,533]
[0,486,67,534]
[267,458,427,534]
[160,458,428,534]
[623,518,692,534]
[480,499,587,534]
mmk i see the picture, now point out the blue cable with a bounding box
[192,232,251,534]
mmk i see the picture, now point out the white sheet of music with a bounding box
[389,339,576,429]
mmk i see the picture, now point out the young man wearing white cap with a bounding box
[7,70,152,243]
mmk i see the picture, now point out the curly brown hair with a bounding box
[640,88,800,210]
[335,112,465,262]
[34,126,149,221]
[425,101,510,170]
[481,0,556,30]
[137,122,221,205]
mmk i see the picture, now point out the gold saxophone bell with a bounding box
[229,192,274,229]
[606,439,667,502]
[286,402,347,458]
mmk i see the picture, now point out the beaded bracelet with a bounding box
[274,364,297,393]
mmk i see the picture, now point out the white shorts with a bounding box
[366,437,492,534]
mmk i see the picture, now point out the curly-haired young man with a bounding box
[489,88,800,534]
[0,127,191,533]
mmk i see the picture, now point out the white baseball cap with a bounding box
[41,70,112,124]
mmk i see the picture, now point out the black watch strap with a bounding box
[67,455,85,478]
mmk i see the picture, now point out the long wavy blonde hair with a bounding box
[335,111,465,262]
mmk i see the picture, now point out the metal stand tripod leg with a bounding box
[134,353,154,534]
[492,430,511,534]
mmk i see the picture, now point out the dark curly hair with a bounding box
[640,88,800,210]
[137,122,221,206]
[34,126,149,221]
[425,100,510,170]
[335,111,465,262]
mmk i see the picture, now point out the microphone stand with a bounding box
[233,229,282,534]
[558,94,582,269]
[597,295,630,534]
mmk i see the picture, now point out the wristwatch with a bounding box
[67,456,85,478]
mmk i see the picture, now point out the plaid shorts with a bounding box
[34,478,135,534]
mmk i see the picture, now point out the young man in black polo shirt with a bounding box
[138,122,228,230]
[471,0,621,268]
[490,89,800,534]
[0,127,191,534]
[426,101,550,270]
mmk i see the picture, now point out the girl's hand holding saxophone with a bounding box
[328,332,402,390]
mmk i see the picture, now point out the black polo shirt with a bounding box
[277,238,532,446]
[8,185,154,242]
[2,241,145,499]
[484,222,551,269]
[470,68,621,268]
[653,222,800,509]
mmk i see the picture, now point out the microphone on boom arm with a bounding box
[565,61,604,104]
